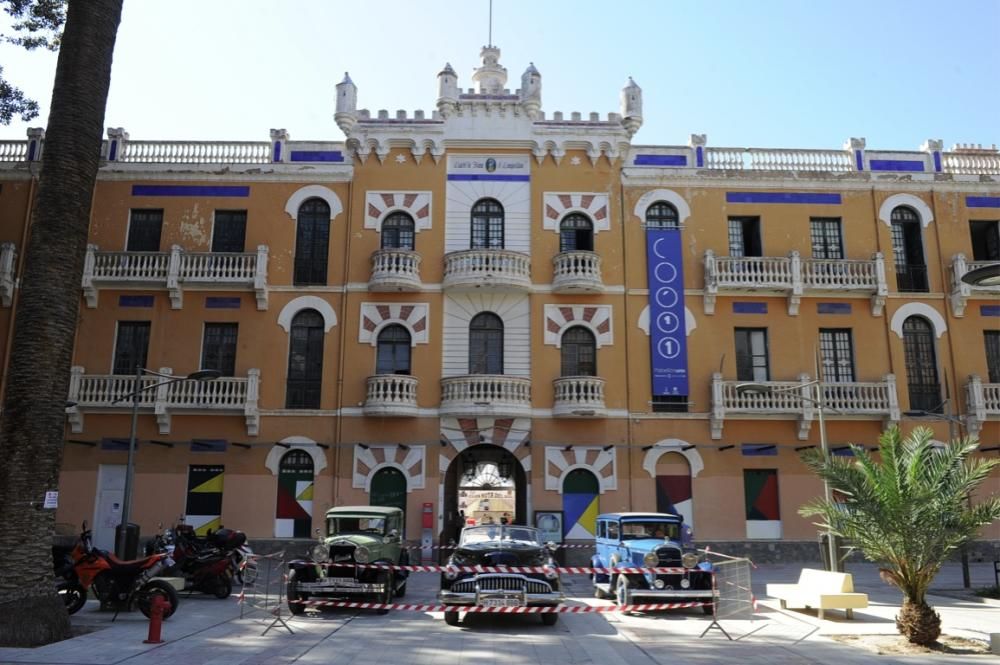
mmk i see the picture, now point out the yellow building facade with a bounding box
[0,47,997,558]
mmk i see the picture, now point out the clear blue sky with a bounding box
[2,0,998,149]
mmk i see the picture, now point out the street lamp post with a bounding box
[736,375,840,572]
[116,366,220,558]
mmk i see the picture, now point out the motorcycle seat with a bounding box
[101,552,159,572]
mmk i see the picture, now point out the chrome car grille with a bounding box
[451,575,553,594]
[656,546,682,567]
[329,544,356,562]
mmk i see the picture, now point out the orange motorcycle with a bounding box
[61,522,179,618]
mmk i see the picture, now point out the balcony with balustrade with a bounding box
[369,249,422,291]
[0,242,16,307]
[442,249,531,292]
[709,372,900,440]
[363,375,419,417]
[965,375,1000,435]
[439,374,532,418]
[82,244,269,310]
[703,250,887,316]
[552,251,603,293]
[948,254,1000,317]
[66,366,260,435]
[551,376,606,417]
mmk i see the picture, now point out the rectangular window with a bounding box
[819,329,856,383]
[607,521,619,540]
[201,323,238,376]
[986,331,1000,384]
[126,209,163,252]
[735,328,769,382]
[651,395,688,413]
[211,210,247,253]
[810,218,844,259]
[744,469,781,539]
[728,217,762,257]
[970,221,1000,262]
[112,321,151,375]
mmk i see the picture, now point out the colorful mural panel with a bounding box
[562,469,600,540]
[185,465,224,536]
[275,450,314,538]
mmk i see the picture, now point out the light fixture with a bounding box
[358,443,369,450]
[718,445,734,451]
[602,445,614,451]
[960,263,1000,287]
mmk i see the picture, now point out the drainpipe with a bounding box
[332,175,355,512]
[617,171,635,511]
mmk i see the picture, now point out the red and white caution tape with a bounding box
[318,562,695,575]
[288,599,709,612]
[403,543,596,550]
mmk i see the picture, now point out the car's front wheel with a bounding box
[592,574,610,599]
[541,611,559,626]
[444,609,460,626]
[374,571,393,615]
[286,569,306,615]
[615,574,632,612]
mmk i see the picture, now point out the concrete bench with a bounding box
[765,568,868,620]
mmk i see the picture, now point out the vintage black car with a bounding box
[439,524,564,626]
[286,506,409,615]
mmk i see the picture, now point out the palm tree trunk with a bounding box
[897,596,942,646]
[0,0,123,647]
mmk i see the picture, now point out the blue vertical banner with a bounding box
[646,229,689,396]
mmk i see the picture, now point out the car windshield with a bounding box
[460,525,541,545]
[620,521,681,540]
[327,516,386,536]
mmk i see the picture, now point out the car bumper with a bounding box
[297,579,385,595]
[438,589,565,607]
[628,589,716,599]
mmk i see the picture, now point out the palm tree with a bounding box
[0,0,123,647]
[800,426,1000,646]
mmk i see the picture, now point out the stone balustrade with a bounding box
[369,249,422,291]
[439,374,532,418]
[942,151,1000,175]
[0,141,29,162]
[710,372,900,440]
[82,244,269,310]
[704,250,887,315]
[948,254,1000,317]
[66,366,260,435]
[363,375,419,416]
[551,251,604,293]
[552,376,606,417]
[706,147,853,172]
[0,242,17,307]
[442,249,531,292]
[965,375,1000,436]
[116,140,271,164]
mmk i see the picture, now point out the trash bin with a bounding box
[115,523,140,560]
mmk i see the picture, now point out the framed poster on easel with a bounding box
[534,510,564,544]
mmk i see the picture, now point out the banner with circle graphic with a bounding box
[646,228,689,396]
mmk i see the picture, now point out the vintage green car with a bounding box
[286,506,409,615]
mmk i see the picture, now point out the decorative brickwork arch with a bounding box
[364,191,433,233]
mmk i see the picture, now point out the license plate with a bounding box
[324,577,356,585]
[482,598,522,608]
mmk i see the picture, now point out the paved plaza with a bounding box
[2,562,998,665]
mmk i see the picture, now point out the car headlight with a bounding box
[682,552,699,569]
[311,543,330,563]
[543,565,558,579]
[643,552,658,568]
[353,545,370,564]
[450,552,472,566]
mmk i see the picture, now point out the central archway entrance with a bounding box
[442,445,526,545]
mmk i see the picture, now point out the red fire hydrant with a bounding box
[143,595,168,644]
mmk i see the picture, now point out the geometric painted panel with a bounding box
[185,465,224,536]
[275,450,314,538]
[562,468,600,540]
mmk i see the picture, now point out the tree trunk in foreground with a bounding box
[0,0,122,647]
[896,597,942,646]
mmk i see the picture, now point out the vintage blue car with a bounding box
[591,512,714,613]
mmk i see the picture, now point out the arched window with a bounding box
[559,213,594,252]
[370,467,407,524]
[562,468,600,539]
[471,198,504,249]
[891,206,927,292]
[376,324,412,375]
[381,212,415,251]
[294,198,331,285]
[560,326,596,376]
[902,316,940,412]
[469,312,503,374]
[276,449,314,538]
[646,201,679,229]
[286,309,324,408]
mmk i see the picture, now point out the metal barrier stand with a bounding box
[238,551,293,635]
[700,555,754,640]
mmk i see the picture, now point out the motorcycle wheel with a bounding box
[213,576,233,599]
[58,582,87,615]
[137,580,179,619]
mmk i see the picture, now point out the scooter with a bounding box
[62,521,179,618]
[147,523,247,598]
